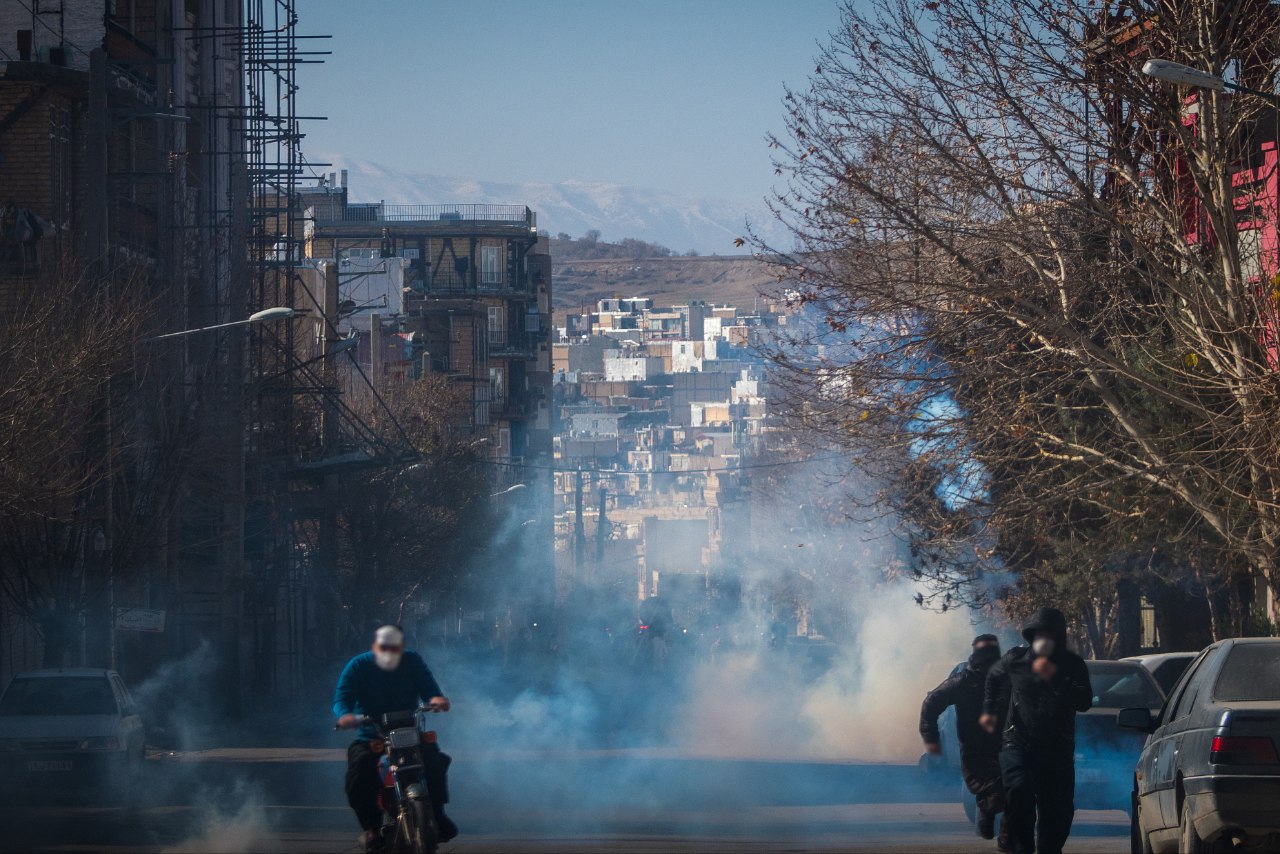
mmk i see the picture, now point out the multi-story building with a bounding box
[551,296,785,613]
[299,180,557,612]
[302,182,554,468]
[0,1,252,688]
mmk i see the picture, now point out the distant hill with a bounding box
[313,156,787,255]
[552,250,776,318]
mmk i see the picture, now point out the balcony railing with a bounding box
[341,204,535,228]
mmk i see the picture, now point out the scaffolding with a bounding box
[239,0,329,697]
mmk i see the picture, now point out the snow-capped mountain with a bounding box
[312,157,784,256]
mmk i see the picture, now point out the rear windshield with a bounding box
[1215,645,1280,702]
[0,677,118,716]
[1089,666,1163,709]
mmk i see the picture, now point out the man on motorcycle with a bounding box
[334,624,457,852]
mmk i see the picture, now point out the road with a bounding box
[0,751,1131,853]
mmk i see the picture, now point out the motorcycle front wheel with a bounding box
[401,797,438,854]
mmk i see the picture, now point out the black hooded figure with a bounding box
[920,634,1008,849]
[982,608,1092,854]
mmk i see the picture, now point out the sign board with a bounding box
[114,608,166,633]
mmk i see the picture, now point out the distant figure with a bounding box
[920,634,1009,851]
[981,608,1092,854]
[334,624,457,853]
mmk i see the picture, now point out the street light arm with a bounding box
[141,307,296,342]
[1142,57,1280,106]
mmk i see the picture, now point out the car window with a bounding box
[1215,644,1280,702]
[1090,668,1163,709]
[1152,658,1193,696]
[0,677,119,716]
[1169,648,1219,721]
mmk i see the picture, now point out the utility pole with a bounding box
[318,262,340,673]
[595,486,609,578]
[573,469,585,584]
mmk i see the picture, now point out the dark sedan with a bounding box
[1123,638,1280,853]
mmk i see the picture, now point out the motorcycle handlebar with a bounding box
[333,704,446,730]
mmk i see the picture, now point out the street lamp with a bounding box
[141,306,297,342]
[490,483,527,499]
[1142,58,1280,104]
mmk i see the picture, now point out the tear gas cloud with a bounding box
[118,455,998,850]
[437,456,989,762]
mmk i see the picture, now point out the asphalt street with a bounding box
[0,751,1131,853]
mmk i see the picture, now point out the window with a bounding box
[0,677,118,716]
[1215,644,1280,702]
[481,245,503,285]
[489,366,505,403]
[1089,666,1163,710]
[488,306,506,347]
[1167,647,1219,721]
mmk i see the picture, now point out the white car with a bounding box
[0,668,145,800]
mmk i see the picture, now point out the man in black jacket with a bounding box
[920,634,1007,850]
[980,608,1092,854]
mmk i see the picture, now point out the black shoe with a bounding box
[360,830,385,854]
[977,810,996,840]
[435,811,459,844]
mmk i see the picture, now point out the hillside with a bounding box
[553,252,776,317]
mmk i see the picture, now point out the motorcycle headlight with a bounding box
[79,737,121,751]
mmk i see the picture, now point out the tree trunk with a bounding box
[39,608,77,668]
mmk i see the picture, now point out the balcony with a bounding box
[341,204,536,230]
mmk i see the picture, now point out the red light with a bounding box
[639,625,649,630]
[1211,735,1279,765]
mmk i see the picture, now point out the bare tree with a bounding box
[761,0,1280,626]
[0,256,187,665]
[329,377,495,638]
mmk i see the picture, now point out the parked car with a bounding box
[1123,638,1280,854]
[1074,660,1166,815]
[923,658,1164,821]
[0,668,145,801]
[1122,652,1198,697]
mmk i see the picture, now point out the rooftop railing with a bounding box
[341,204,536,228]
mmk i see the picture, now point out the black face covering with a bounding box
[969,645,1001,671]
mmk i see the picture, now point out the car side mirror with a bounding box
[1117,707,1154,733]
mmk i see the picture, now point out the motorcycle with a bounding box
[339,705,448,854]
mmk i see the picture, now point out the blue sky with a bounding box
[296,0,844,206]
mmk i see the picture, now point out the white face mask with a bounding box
[1032,637,1055,657]
[374,650,403,671]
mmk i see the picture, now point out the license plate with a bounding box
[26,759,72,772]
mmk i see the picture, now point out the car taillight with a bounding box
[79,737,120,751]
[1210,735,1279,765]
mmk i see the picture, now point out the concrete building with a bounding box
[304,190,554,468]
[0,1,254,694]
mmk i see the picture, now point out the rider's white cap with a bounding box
[374,624,404,647]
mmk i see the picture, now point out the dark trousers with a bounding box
[345,740,454,834]
[962,746,1008,849]
[961,747,1005,816]
[346,740,384,832]
[1000,744,1075,854]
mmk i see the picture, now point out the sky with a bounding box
[295,0,845,207]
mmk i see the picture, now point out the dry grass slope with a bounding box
[553,254,775,318]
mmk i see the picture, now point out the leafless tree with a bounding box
[0,256,189,665]
[328,377,495,639]
[760,0,1280,628]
